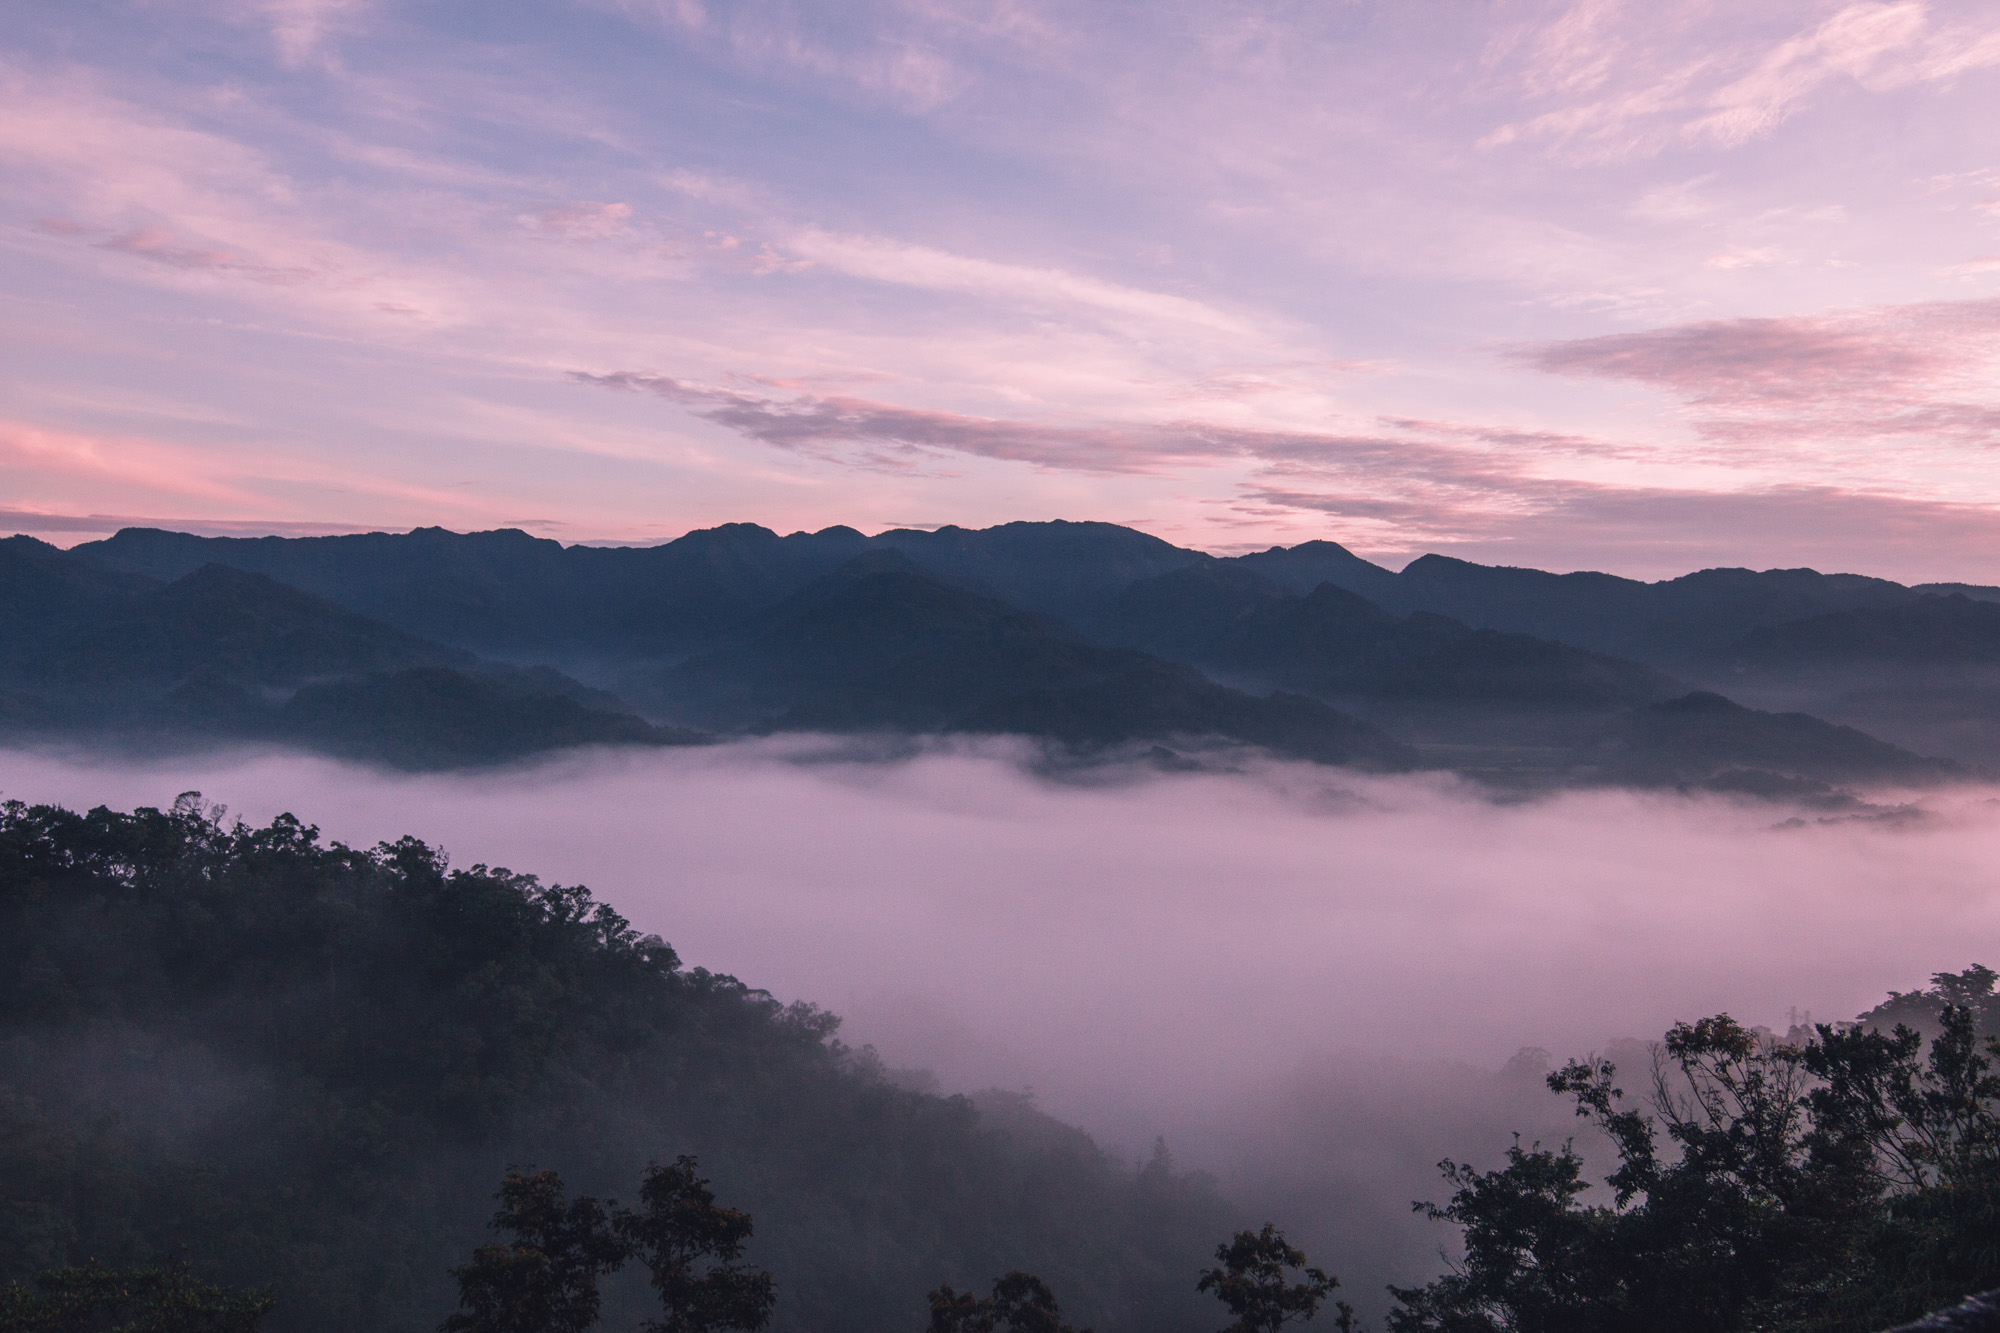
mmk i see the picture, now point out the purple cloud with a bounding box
[1522,297,2000,453]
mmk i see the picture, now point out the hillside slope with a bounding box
[0,797,1234,1333]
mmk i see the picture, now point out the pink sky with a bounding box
[5,1,2000,579]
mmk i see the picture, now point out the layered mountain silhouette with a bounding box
[0,537,692,767]
[1098,563,1681,707]
[6,518,1983,788]
[1589,691,1959,791]
[660,555,1412,768]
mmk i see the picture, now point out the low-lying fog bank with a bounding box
[4,738,1994,1308]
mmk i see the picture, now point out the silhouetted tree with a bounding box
[442,1169,628,1333]
[927,1271,1088,1333]
[1197,1225,1350,1333]
[616,1156,776,1333]
[1391,1001,2000,1333]
[0,1261,274,1332]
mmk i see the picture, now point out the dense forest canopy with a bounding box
[0,795,1231,1332]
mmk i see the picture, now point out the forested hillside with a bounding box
[0,796,1233,1333]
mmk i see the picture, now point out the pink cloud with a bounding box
[573,371,1231,474]
[1521,296,2000,455]
[1484,1,2000,162]
[0,507,377,540]
[1241,477,2000,580]
[573,364,2000,578]
[520,202,635,238]
[0,416,521,535]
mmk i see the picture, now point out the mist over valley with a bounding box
[5,733,1997,1325]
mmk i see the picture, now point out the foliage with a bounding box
[0,795,1232,1333]
[1855,965,2000,1042]
[442,1171,629,1333]
[617,1158,776,1333]
[1196,1225,1350,1333]
[440,1160,773,1333]
[926,1271,1087,1333]
[0,1260,274,1332]
[1389,977,2000,1333]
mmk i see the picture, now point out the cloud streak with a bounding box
[572,367,2000,576]
[1484,0,2000,161]
[1524,295,2000,460]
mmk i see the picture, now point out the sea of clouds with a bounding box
[5,738,1995,1305]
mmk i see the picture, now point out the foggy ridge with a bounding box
[2,521,1987,789]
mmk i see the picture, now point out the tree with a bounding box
[1197,1225,1350,1333]
[1386,1139,1612,1333]
[927,1271,1088,1333]
[1390,1002,2000,1333]
[441,1169,629,1333]
[616,1156,776,1333]
[0,1261,274,1332]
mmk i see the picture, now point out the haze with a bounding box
[4,740,1990,1132]
[9,739,1997,1310]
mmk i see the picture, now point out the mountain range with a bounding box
[2,519,1988,790]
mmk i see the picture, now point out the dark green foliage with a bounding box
[0,795,1231,1333]
[1856,967,2000,1042]
[442,1170,629,1333]
[440,1160,773,1333]
[1196,1225,1349,1333]
[0,1260,274,1332]
[1389,993,2000,1333]
[617,1157,775,1333]
[927,1271,1086,1333]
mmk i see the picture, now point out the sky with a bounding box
[4,0,2000,579]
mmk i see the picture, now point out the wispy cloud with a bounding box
[0,507,376,538]
[573,371,1225,474]
[786,229,1255,334]
[1522,296,2000,455]
[1484,1,2000,161]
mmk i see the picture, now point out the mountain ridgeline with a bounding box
[2,519,1991,786]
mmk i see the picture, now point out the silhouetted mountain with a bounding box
[23,519,1985,782]
[0,553,684,767]
[44,563,472,690]
[1228,539,1402,603]
[69,521,1971,683]
[0,534,156,630]
[281,667,696,768]
[67,523,877,660]
[1324,557,1919,666]
[66,520,1196,663]
[1101,565,1679,707]
[1717,595,2000,671]
[1589,691,1957,789]
[660,559,1412,768]
[871,520,1207,621]
[1915,581,2000,604]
